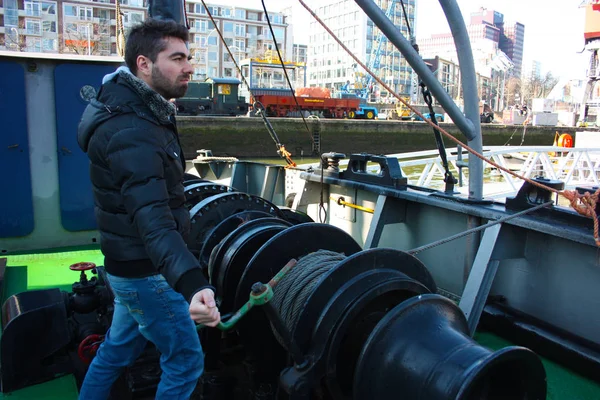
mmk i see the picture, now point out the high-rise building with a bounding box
[0,1,292,81]
[305,0,416,100]
[499,20,524,78]
[419,8,524,79]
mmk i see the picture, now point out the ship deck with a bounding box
[1,248,599,399]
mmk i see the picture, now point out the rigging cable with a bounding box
[261,0,330,216]
[260,0,316,140]
[199,0,299,167]
[297,0,600,245]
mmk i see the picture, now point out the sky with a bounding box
[224,0,590,80]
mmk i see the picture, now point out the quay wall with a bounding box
[176,116,598,159]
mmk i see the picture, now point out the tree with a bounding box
[0,22,29,52]
[521,71,558,106]
[62,20,111,56]
[506,76,522,107]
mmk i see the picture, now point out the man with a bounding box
[77,19,220,399]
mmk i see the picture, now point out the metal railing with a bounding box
[301,146,600,200]
[400,146,600,198]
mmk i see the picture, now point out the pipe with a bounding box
[353,0,484,199]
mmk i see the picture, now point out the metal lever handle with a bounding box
[197,258,297,331]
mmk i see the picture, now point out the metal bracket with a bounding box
[458,223,502,336]
[365,195,407,248]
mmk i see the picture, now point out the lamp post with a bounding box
[228,45,244,63]
[9,27,20,51]
[87,23,92,56]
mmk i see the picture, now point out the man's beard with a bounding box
[151,65,188,99]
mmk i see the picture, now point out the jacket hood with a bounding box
[77,98,127,153]
[77,66,176,152]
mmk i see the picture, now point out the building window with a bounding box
[196,20,214,32]
[64,5,77,17]
[25,1,41,17]
[208,51,218,62]
[97,9,110,23]
[65,23,78,33]
[194,4,206,14]
[121,0,143,6]
[4,0,19,26]
[235,9,245,19]
[79,6,92,21]
[224,68,233,77]
[221,8,231,17]
[27,37,42,52]
[271,14,283,24]
[224,22,234,33]
[235,24,245,37]
[124,12,144,26]
[43,20,56,33]
[25,19,42,35]
[42,38,56,51]
[235,39,245,51]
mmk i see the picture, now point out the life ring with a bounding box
[557,133,574,148]
[553,132,573,148]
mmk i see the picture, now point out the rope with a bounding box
[297,0,600,246]
[270,250,346,348]
[115,0,125,57]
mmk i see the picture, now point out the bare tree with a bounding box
[521,72,558,106]
[505,76,522,107]
[62,20,110,56]
[0,22,29,52]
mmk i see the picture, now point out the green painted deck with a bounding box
[1,249,599,399]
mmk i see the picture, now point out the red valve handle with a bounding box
[77,334,105,364]
[70,262,96,271]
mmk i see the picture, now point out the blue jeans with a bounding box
[78,274,204,399]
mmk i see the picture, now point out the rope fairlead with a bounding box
[197,258,297,331]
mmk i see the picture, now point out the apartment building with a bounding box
[305,0,416,100]
[0,0,144,55]
[186,1,291,80]
[0,1,292,81]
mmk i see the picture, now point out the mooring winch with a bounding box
[182,179,547,399]
[0,178,548,399]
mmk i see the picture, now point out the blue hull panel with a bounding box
[54,64,115,232]
[0,62,33,238]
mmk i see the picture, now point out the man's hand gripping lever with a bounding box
[190,288,221,327]
[195,259,297,331]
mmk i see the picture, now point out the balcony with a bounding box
[19,9,41,18]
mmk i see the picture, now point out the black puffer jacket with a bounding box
[77,67,211,301]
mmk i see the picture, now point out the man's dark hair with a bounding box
[125,19,189,75]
